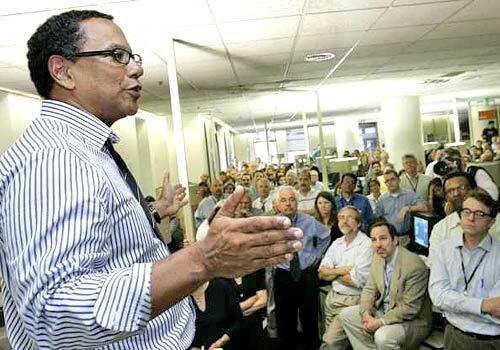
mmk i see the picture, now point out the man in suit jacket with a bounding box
[340,219,432,349]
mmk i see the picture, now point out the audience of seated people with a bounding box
[186,143,498,350]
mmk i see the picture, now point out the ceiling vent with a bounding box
[422,78,450,85]
[305,52,335,62]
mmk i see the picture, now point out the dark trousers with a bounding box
[444,324,500,350]
[274,267,320,350]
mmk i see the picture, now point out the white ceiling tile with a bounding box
[170,25,223,46]
[449,0,500,21]
[362,25,434,45]
[178,59,234,76]
[156,1,213,27]
[425,18,500,40]
[219,16,300,43]
[225,37,294,57]
[353,43,413,57]
[307,0,392,13]
[233,53,290,69]
[0,11,58,46]
[301,9,384,36]
[295,32,363,51]
[172,43,227,64]
[407,33,500,52]
[2,0,105,15]
[392,0,465,5]
[372,1,469,29]
[209,0,304,22]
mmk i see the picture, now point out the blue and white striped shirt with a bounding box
[0,100,195,349]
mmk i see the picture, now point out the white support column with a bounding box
[381,96,424,170]
[302,109,310,165]
[165,36,195,238]
[334,117,363,156]
[315,91,328,189]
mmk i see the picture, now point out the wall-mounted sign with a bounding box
[478,109,497,120]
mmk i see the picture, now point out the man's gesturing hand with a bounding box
[196,186,303,278]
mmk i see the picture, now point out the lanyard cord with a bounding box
[459,237,490,294]
[405,174,419,192]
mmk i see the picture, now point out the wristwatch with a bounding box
[147,202,162,224]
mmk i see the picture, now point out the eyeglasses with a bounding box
[72,48,142,66]
[459,208,493,219]
[445,184,469,196]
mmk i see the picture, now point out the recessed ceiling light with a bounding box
[305,52,335,62]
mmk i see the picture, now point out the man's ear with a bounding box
[47,55,76,90]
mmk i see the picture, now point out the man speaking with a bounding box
[0,10,302,349]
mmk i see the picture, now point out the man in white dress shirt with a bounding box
[318,206,372,349]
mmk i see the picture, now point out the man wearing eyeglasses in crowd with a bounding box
[0,10,302,349]
[429,190,500,349]
[429,172,500,261]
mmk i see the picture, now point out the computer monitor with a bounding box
[411,212,442,255]
[414,216,430,248]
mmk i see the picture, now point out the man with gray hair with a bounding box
[273,186,331,350]
[400,154,432,201]
[319,206,373,349]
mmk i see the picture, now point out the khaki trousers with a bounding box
[340,305,429,350]
[320,291,360,350]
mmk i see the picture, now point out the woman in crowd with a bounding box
[191,278,243,350]
[313,191,342,244]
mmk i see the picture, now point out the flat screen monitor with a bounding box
[414,216,430,248]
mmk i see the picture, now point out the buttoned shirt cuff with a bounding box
[468,297,483,315]
[94,262,153,332]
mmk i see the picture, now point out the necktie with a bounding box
[290,252,301,282]
[105,140,164,243]
[289,215,301,281]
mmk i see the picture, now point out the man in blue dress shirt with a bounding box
[429,190,500,349]
[335,173,373,232]
[273,186,331,350]
[0,10,303,350]
[375,169,428,246]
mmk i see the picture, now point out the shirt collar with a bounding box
[456,233,493,252]
[448,211,462,229]
[40,100,118,149]
[342,231,364,247]
[385,246,400,268]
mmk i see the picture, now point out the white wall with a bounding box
[182,113,209,183]
[0,92,41,155]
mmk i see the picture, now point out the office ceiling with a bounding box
[1,0,500,129]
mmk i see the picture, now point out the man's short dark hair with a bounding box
[368,218,397,239]
[464,190,498,218]
[442,171,476,191]
[341,173,357,183]
[27,10,113,98]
